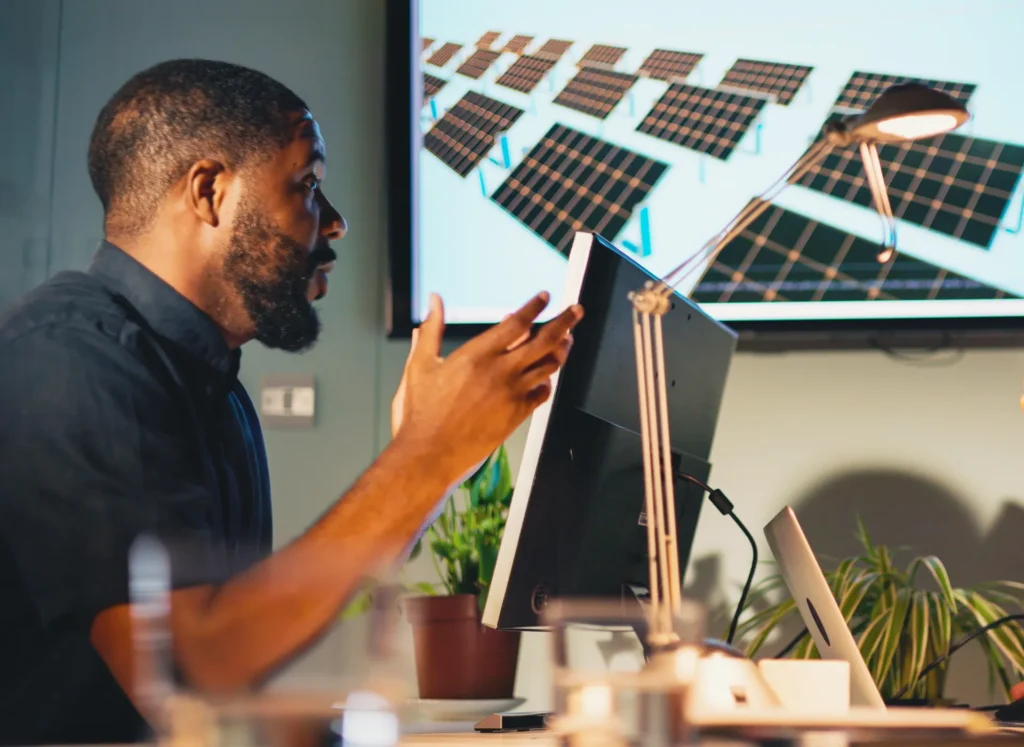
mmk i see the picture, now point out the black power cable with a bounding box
[679,474,756,647]
[775,628,808,658]
[890,613,1024,701]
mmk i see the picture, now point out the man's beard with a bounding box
[222,201,336,353]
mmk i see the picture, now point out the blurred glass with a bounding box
[128,534,412,747]
[541,597,705,747]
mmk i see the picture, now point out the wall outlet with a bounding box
[260,374,316,429]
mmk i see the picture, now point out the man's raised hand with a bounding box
[393,292,583,484]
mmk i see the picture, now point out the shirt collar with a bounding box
[88,241,241,381]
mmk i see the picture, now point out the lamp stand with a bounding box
[628,119,899,652]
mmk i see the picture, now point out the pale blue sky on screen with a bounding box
[415,0,1024,323]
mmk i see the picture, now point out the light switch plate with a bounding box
[259,374,316,429]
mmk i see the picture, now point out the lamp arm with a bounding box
[628,134,839,648]
[659,136,836,296]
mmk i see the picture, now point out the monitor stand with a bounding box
[474,584,655,734]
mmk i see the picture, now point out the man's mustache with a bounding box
[308,241,337,268]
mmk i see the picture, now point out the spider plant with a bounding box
[736,518,1024,702]
[341,445,513,617]
[412,443,513,611]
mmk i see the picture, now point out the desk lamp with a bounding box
[629,83,970,653]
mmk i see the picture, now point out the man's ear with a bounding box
[185,159,230,228]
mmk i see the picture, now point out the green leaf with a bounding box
[855,515,875,556]
[966,592,1024,671]
[928,591,952,664]
[793,631,818,660]
[904,590,931,692]
[829,557,859,599]
[876,544,895,577]
[736,596,799,640]
[838,571,881,624]
[857,592,894,666]
[409,537,423,561]
[910,555,957,611]
[747,573,789,597]
[430,538,454,561]
[871,586,913,687]
[477,538,499,592]
[340,589,373,620]
[411,582,438,595]
[981,580,1024,596]
[743,598,798,657]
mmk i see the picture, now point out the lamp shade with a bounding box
[848,82,970,143]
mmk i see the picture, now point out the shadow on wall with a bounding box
[684,470,1024,706]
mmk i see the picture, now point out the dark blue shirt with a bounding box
[0,242,273,744]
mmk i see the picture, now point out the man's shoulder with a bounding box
[0,271,165,394]
[0,270,131,349]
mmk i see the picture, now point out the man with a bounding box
[0,59,582,744]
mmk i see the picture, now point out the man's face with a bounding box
[221,112,345,352]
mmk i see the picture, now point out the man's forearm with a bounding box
[170,439,457,692]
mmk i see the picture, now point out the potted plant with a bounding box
[736,518,1024,704]
[402,444,519,701]
[343,445,519,700]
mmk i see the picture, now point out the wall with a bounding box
[2,0,1022,714]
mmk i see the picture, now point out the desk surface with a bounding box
[403,734,551,746]
[395,729,1011,741]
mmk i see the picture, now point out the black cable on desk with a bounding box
[774,628,808,658]
[679,473,756,647]
[890,613,1024,701]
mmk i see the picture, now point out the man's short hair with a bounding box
[87,58,308,236]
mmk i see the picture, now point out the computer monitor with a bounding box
[482,232,738,631]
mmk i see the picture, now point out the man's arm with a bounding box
[29,293,579,707]
[92,434,453,695]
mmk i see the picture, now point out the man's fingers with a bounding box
[414,294,445,362]
[407,327,420,363]
[523,381,553,410]
[499,314,531,351]
[510,304,583,365]
[480,292,551,350]
[518,356,562,394]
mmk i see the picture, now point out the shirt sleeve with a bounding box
[0,325,224,628]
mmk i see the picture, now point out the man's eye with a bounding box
[303,176,320,192]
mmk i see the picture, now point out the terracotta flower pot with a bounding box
[404,593,521,700]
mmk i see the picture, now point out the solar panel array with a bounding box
[427,43,463,68]
[456,49,501,79]
[792,122,1024,248]
[637,83,768,160]
[476,31,501,49]
[833,72,977,112]
[690,204,1015,304]
[637,49,704,82]
[423,73,447,101]
[554,68,638,119]
[491,124,669,256]
[535,39,574,62]
[425,92,525,178]
[503,34,533,55]
[495,54,557,94]
[578,44,628,69]
[719,58,813,106]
